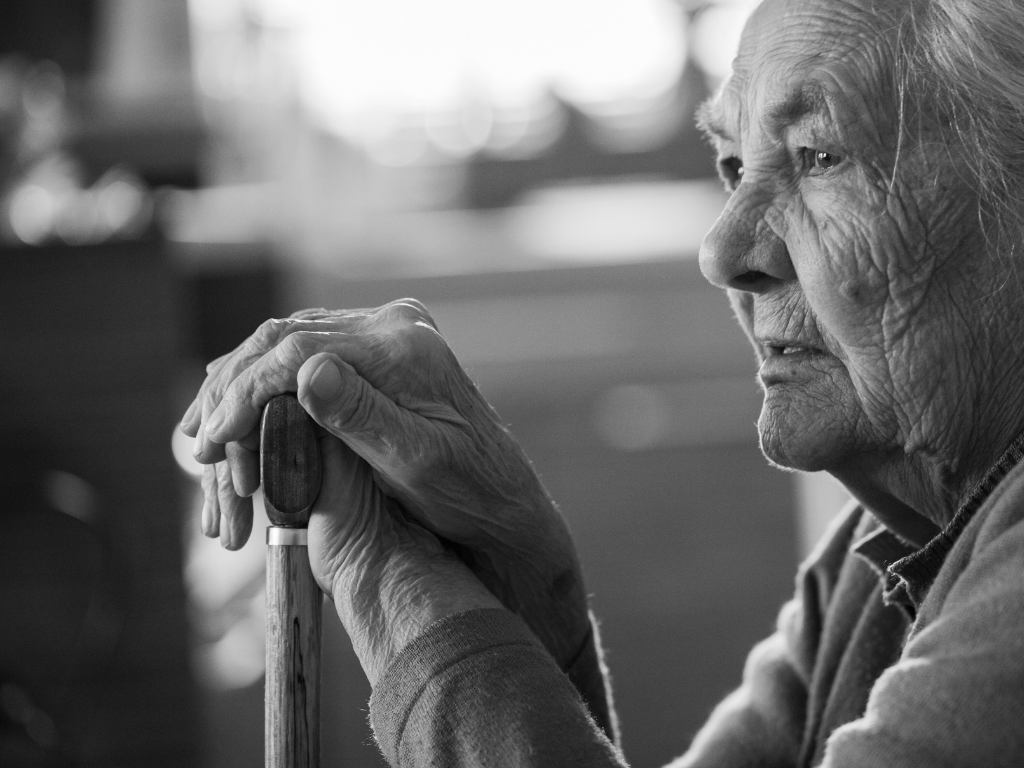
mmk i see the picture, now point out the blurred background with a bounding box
[0,1,852,766]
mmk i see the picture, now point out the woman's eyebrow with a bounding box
[764,82,833,135]
[697,83,836,145]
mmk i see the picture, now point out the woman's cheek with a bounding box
[789,209,890,352]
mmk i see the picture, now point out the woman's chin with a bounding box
[756,400,861,474]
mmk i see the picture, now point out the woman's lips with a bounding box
[759,343,829,384]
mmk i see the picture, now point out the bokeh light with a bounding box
[190,0,687,160]
[690,0,761,83]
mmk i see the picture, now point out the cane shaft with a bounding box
[261,394,323,768]
[266,536,322,768]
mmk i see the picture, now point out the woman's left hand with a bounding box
[180,300,590,668]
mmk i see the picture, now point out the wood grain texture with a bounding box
[260,394,322,527]
[262,393,324,768]
[266,544,323,768]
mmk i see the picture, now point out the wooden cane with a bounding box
[261,394,323,768]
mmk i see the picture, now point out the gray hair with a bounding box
[906,0,1024,253]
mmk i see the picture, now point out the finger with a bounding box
[204,318,348,401]
[216,460,253,550]
[194,319,340,445]
[206,351,234,375]
[192,304,407,445]
[200,301,437,449]
[180,398,201,437]
[182,351,239,438]
[201,464,221,538]
[297,353,431,472]
[204,332,372,444]
[192,422,227,464]
[194,323,293,449]
[226,438,260,497]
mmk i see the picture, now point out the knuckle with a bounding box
[397,319,449,364]
[203,375,230,409]
[205,354,228,374]
[253,319,275,346]
[201,464,217,491]
[259,332,320,397]
[215,463,233,491]
[384,298,429,326]
[276,330,316,369]
[255,317,290,346]
[394,297,428,315]
[412,301,440,331]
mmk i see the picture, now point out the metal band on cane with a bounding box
[267,527,309,546]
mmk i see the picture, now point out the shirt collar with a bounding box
[852,431,1024,618]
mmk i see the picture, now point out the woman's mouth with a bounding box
[759,342,832,384]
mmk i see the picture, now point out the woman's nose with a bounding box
[699,197,795,293]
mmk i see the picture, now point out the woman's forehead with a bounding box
[710,0,903,143]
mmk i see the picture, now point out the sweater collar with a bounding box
[852,431,1024,618]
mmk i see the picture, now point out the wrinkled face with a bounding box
[699,0,1004,477]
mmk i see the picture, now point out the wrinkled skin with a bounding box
[699,0,1024,539]
[181,300,588,681]
[306,434,503,685]
[184,0,1024,687]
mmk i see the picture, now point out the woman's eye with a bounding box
[719,156,744,190]
[809,149,842,172]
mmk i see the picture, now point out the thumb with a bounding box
[297,353,420,469]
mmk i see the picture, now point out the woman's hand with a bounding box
[310,434,501,685]
[180,300,590,668]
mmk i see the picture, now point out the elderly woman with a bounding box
[182,0,1024,764]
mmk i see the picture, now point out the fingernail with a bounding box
[180,400,198,428]
[193,427,205,459]
[201,499,212,536]
[310,359,343,400]
[232,471,245,498]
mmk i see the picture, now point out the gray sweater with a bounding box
[369,441,1024,767]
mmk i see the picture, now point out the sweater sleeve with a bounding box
[367,505,864,768]
[369,608,627,768]
[668,505,866,768]
[819,512,1024,768]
